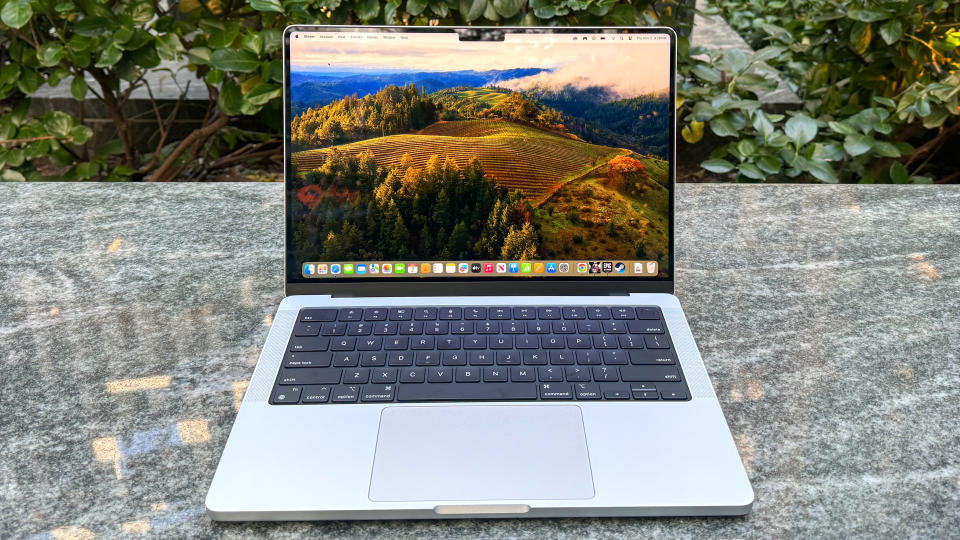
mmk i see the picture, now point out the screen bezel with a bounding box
[283,25,676,297]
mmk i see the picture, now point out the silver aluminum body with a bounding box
[206,293,754,520]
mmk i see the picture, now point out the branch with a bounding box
[0,136,56,145]
[147,114,229,182]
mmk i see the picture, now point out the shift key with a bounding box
[620,365,682,382]
[278,368,342,385]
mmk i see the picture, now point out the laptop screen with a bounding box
[285,27,673,284]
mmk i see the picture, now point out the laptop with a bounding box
[206,25,752,520]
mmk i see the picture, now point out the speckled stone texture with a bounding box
[1,184,958,539]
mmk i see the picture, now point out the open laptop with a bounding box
[206,25,752,520]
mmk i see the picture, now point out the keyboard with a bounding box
[270,306,690,404]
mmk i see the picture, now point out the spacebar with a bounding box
[397,383,538,401]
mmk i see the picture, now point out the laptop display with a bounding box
[285,28,674,284]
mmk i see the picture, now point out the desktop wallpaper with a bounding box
[287,31,672,277]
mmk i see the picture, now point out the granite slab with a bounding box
[1,184,958,539]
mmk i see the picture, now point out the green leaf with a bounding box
[690,64,722,83]
[737,163,766,180]
[872,96,896,108]
[724,48,749,73]
[0,63,21,85]
[241,33,264,55]
[217,79,243,115]
[71,76,88,100]
[248,0,282,12]
[17,69,42,95]
[879,19,903,45]
[850,22,872,55]
[492,0,522,17]
[406,0,428,15]
[843,134,874,156]
[261,29,282,54]
[69,124,93,144]
[95,45,124,68]
[37,43,65,67]
[210,49,260,73]
[805,160,839,183]
[459,0,486,21]
[1,169,27,182]
[784,114,817,146]
[752,111,774,138]
[96,139,125,158]
[156,34,185,61]
[351,0,378,20]
[737,139,757,157]
[681,120,704,143]
[827,121,857,136]
[847,8,889,22]
[244,83,281,107]
[1,0,33,29]
[73,161,100,180]
[756,155,782,174]
[187,46,212,65]
[873,141,901,158]
[608,3,636,25]
[43,111,74,139]
[751,46,784,63]
[889,162,908,183]
[709,116,738,137]
[204,69,224,85]
[701,159,735,173]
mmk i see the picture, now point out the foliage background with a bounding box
[0,0,958,183]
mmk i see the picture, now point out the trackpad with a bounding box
[369,405,595,502]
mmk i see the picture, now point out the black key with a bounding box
[321,322,347,336]
[502,321,524,334]
[511,367,536,381]
[611,307,636,320]
[387,352,413,366]
[633,389,660,400]
[496,350,521,365]
[389,308,412,321]
[630,382,659,392]
[539,383,573,399]
[601,383,630,400]
[636,307,661,320]
[455,367,481,382]
[477,321,500,334]
[488,307,511,320]
[565,366,591,382]
[537,307,561,320]
[411,336,435,350]
[562,307,586,319]
[629,350,677,365]
[301,385,332,403]
[489,335,513,349]
[289,337,330,352]
[415,351,441,366]
[538,366,563,382]
[527,320,550,334]
[439,307,462,320]
[331,384,360,402]
[550,350,574,365]
[644,334,671,349]
[620,365,682,382]
[513,307,536,319]
[398,383,537,401]
[576,350,602,365]
[592,335,618,349]
[593,366,618,381]
[414,307,438,320]
[587,307,611,319]
[619,334,645,349]
[399,367,426,383]
[399,322,423,335]
[339,308,363,321]
[602,350,629,365]
[552,320,576,334]
[332,352,359,367]
[464,307,486,319]
[384,337,409,350]
[371,368,397,383]
[438,336,461,350]
[300,308,337,322]
[451,321,474,334]
[357,337,382,351]
[658,383,689,400]
[577,321,601,334]
[330,337,356,351]
[441,351,466,366]
[523,351,547,365]
[361,384,396,402]
[278,368,341,385]
[373,322,398,335]
[463,336,487,349]
[283,351,331,368]
[364,308,388,321]
[601,320,627,334]
[271,385,302,404]
[574,382,601,400]
[360,352,386,367]
[293,323,321,337]
[483,367,508,382]
[628,321,666,334]
[342,368,369,383]
[469,351,494,365]
[516,336,538,349]
[424,321,448,335]
[427,367,453,382]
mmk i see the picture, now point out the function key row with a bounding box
[300,306,662,323]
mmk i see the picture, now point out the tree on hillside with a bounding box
[501,223,539,260]
[606,155,650,196]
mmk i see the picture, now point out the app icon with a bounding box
[634,262,644,273]
[357,264,367,274]
[546,263,557,273]
[614,262,626,274]
[601,262,613,273]
[471,263,482,273]
[484,263,494,273]
[496,262,507,273]
[558,262,569,273]
[394,264,405,274]
[577,262,588,273]
[433,263,443,274]
[534,263,545,273]
[445,263,456,273]
[589,262,601,274]
[407,263,418,274]
[382,263,392,274]
[458,263,469,273]
[331,264,342,274]
[304,264,314,276]
[520,262,532,273]
[421,263,431,274]
[509,262,519,273]
[344,264,354,274]
[318,264,328,275]
[369,263,379,274]
[646,261,657,274]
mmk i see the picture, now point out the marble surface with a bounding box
[1,184,958,539]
